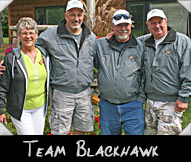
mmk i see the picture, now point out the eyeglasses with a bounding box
[20,31,36,36]
[113,14,130,20]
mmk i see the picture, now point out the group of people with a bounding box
[0,0,191,135]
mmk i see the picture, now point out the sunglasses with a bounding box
[113,14,130,20]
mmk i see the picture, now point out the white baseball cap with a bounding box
[147,9,167,21]
[66,0,84,12]
[112,10,132,25]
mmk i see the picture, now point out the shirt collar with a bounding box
[145,27,176,47]
[107,34,138,51]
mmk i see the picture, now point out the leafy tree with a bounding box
[0,8,8,47]
[0,13,4,47]
[1,8,8,37]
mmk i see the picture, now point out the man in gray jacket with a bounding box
[138,9,191,135]
[0,0,96,135]
[95,9,145,135]
[36,0,96,135]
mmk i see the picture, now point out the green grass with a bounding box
[0,37,10,59]
[0,46,6,56]
[3,37,9,45]
[182,99,191,129]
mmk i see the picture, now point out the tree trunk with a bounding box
[86,0,96,29]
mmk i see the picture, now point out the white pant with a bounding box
[11,105,46,135]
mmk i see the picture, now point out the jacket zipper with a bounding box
[74,39,80,67]
[12,55,16,79]
[45,56,50,114]
[150,47,157,82]
[16,60,28,113]
[74,31,88,67]
[117,50,124,66]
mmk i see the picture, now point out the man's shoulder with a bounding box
[97,37,107,41]
[39,26,58,38]
[137,34,152,42]
[88,31,97,40]
[176,32,191,42]
[96,37,108,45]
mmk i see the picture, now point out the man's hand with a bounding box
[0,114,7,124]
[175,100,188,112]
[106,31,115,40]
[0,60,6,75]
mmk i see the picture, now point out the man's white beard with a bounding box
[70,24,81,31]
[118,34,129,41]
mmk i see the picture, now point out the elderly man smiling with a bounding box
[138,9,191,135]
[95,9,145,135]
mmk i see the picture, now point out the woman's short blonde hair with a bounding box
[16,17,38,35]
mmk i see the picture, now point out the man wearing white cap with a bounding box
[36,0,97,135]
[95,9,145,135]
[138,9,191,135]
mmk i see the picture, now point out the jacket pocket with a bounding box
[120,56,141,76]
[154,49,178,68]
